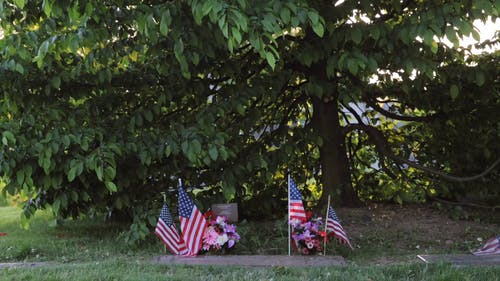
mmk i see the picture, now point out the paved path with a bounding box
[417,254,500,266]
[154,255,346,267]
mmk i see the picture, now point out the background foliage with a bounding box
[0,0,498,241]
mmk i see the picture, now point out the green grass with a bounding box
[1,261,500,281]
[1,206,500,280]
[0,206,161,263]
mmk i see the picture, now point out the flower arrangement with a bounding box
[290,215,327,255]
[202,211,240,254]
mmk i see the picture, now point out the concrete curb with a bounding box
[154,255,346,267]
[417,254,500,266]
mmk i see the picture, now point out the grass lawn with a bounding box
[1,205,500,280]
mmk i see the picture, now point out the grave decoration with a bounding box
[201,210,240,254]
[289,212,327,255]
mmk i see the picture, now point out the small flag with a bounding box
[472,236,500,256]
[289,177,307,222]
[178,181,207,256]
[326,206,353,249]
[154,203,188,255]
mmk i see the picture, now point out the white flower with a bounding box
[217,233,229,246]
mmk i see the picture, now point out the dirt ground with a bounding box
[336,203,500,264]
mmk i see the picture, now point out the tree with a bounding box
[1,0,498,235]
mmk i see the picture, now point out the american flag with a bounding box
[472,236,500,256]
[178,182,207,256]
[154,203,188,255]
[326,206,353,249]
[289,177,306,222]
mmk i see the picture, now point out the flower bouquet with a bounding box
[290,216,327,255]
[201,211,240,254]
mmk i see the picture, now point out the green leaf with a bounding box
[450,84,459,100]
[144,110,153,122]
[347,59,358,75]
[51,76,61,89]
[96,165,104,181]
[202,0,213,16]
[219,147,229,160]
[430,41,438,54]
[191,139,202,154]
[16,170,25,186]
[222,184,235,201]
[13,0,25,8]
[159,10,171,36]
[67,166,77,182]
[105,166,116,180]
[445,27,458,47]
[475,71,485,86]
[231,27,242,45]
[208,145,218,161]
[280,7,290,24]
[312,22,324,37]
[52,199,61,214]
[105,181,117,193]
[2,131,16,145]
[307,11,319,25]
[165,144,172,157]
[351,28,362,44]
[265,52,276,70]
[14,63,24,74]
[423,30,433,46]
[174,39,184,62]
[370,27,380,41]
[181,140,189,154]
[471,29,481,41]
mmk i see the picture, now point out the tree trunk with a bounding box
[312,96,360,207]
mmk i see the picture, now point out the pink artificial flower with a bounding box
[202,226,219,249]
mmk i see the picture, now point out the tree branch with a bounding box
[343,124,500,182]
[364,97,437,122]
[341,102,365,124]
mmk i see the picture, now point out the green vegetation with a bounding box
[2,261,500,281]
[0,208,499,280]
[0,203,500,272]
[1,1,498,237]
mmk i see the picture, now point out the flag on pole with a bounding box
[326,206,353,249]
[154,203,188,255]
[289,177,307,222]
[472,236,500,256]
[178,181,207,256]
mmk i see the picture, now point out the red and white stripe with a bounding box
[289,200,306,221]
[473,237,500,256]
[154,218,188,255]
[326,218,353,249]
[180,207,207,256]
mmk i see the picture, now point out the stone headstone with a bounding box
[211,203,238,222]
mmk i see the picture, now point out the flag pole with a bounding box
[178,178,182,187]
[160,191,167,255]
[287,173,291,256]
[323,195,331,256]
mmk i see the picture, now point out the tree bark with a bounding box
[312,96,361,207]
